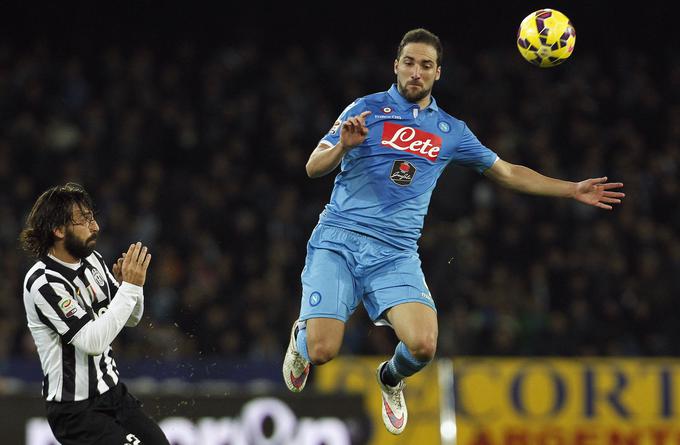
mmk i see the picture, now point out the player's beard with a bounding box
[398,80,432,104]
[64,228,97,259]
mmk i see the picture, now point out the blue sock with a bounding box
[295,323,311,363]
[381,341,430,386]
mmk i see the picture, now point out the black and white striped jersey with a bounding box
[23,251,143,402]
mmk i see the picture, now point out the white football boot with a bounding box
[282,320,310,392]
[376,361,408,434]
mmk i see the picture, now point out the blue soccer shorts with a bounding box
[299,224,436,325]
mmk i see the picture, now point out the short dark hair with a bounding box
[397,28,443,67]
[19,182,94,258]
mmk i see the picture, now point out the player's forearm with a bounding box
[306,143,349,178]
[497,164,577,198]
[125,292,144,327]
[70,282,142,355]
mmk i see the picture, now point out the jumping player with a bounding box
[283,28,625,434]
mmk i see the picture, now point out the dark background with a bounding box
[1,1,678,378]
[2,3,673,53]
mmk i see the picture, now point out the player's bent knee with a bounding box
[407,335,437,362]
[307,340,340,365]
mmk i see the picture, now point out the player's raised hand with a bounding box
[120,242,152,286]
[111,256,124,284]
[340,111,371,150]
[573,177,625,210]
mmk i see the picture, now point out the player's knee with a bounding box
[408,334,437,362]
[307,340,340,365]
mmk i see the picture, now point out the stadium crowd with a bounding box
[1,35,678,369]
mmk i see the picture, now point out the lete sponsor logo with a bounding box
[381,122,442,161]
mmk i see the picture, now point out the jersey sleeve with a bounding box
[30,276,92,343]
[70,282,141,355]
[453,124,499,173]
[92,252,143,327]
[319,99,367,146]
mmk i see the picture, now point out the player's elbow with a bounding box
[485,161,517,189]
[87,347,107,356]
[70,331,108,356]
[75,342,107,356]
[305,162,316,178]
[305,161,323,179]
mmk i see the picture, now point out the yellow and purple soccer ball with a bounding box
[517,9,576,67]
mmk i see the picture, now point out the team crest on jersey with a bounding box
[438,121,451,133]
[383,107,392,113]
[309,291,322,307]
[390,160,417,186]
[92,269,106,287]
[58,297,78,318]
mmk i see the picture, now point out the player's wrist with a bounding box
[121,280,144,291]
[338,141,356,153]
[567,181,579,199]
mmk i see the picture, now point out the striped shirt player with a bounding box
[283,28,625,436]
[24,251,142,402]
[20,182,169,445]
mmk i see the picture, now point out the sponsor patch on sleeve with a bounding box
[329,119,342,135]
[58,297,78,318]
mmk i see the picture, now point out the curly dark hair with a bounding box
[397,28,443,67]
[19,183,95,258]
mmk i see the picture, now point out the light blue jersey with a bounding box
[299,84,499,324]
[318,84,498,250]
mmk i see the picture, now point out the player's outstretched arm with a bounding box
[484,159,625,210]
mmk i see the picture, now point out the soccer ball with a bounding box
[517,9,576,67]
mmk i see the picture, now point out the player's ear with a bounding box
[435,66,441,81]
[52,225,66,241]
[394,59,399,75]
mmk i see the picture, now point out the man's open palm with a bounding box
[574,177,625,210]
